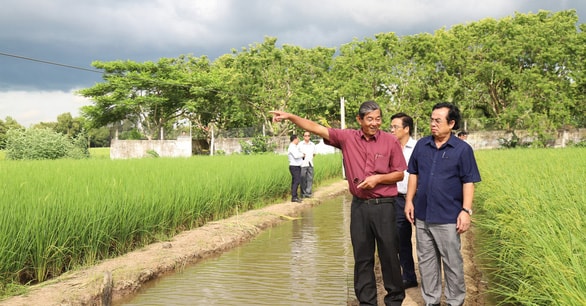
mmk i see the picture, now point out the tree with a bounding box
[79,55,219,140]
[32,113,84,138]
[0,117,24,149]
[331,33,401,127]
[445,10,582,136]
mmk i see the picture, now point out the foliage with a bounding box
[0,282,27,300]
[497,131,530,148]
[0,153,342,287]
[4,128,89,160]
[33,113,84,138]
[0,117,24,149]
[239,135,276,154]
[146,149,160,158]
[475,148,586,305]
[4,10,583,145]
[568,139,586,147]
[78,55,222,140]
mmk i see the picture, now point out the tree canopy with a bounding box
[76,10,585,144]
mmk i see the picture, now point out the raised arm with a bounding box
[270,111,330,141]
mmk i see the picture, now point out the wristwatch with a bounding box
[462,208,473,216]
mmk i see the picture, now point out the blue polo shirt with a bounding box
[407,134,481,223]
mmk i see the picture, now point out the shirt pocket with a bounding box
[373,153,390,173]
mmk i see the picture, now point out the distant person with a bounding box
[405,102,481,306]
[457,130,468,141]
[287,134,304,203]
[390,112,418,290]
[298,131,316,198]
[271,101,406,306]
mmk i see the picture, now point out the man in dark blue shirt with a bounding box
[405,102,481,306]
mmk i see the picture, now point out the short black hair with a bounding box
[457,130,469,137]
[290,134,298,142]
[432,102,461,130]
[390,112,414,136]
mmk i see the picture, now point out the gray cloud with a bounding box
[2,0,584,89]
[1,0,585,125]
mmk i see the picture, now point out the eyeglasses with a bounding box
[303,135,310,137]
[390,125,403,130]
[430,118,444,125]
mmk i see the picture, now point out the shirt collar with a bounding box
[360,129,380,141]
[424,134,457,149]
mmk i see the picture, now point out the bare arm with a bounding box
[457,182,475,233]
[270,111,330,141]
[404,173,418,224]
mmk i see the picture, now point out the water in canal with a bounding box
[118,193,355,305]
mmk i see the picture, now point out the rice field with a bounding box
[1,147,584,304]
[0,152,343,288]
[474,148,586,305]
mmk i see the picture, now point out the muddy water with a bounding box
[119,194,355,305]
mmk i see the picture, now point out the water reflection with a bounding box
[119,194,353,305]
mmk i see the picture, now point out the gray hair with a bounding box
[358,100,381,119]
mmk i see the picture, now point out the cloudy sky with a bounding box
[1,0,585,126]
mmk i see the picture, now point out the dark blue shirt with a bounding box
[407,134,481,223]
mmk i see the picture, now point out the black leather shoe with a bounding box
[292,198,303,203]
[403,280,418,289]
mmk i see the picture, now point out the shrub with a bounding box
[239,135,276,154]
[4,128,89,160]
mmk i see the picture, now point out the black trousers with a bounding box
[288,165,301,199]
[395,195,417,282]
[351,196,405,306]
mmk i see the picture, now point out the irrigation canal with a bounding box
[116,194,356,305]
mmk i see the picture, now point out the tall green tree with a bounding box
[391,33,446,134]
[446,10,582,138]
[331,33,403,126]
[79,55,219,140]
[219,37,336,135]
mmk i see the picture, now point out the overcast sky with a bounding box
[1,0,585,127]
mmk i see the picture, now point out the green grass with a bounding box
[4,147,583,304]
[0,153,343,294]
[88,147,110,159]
[474,148,586,305]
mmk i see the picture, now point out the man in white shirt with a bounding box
[390,112,419,289]
[287,134,304,203]
[298,131,316,198]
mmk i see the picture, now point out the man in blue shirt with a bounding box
[404,102,481,306]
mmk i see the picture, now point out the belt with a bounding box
[397,193,406,198]
[353,196,395,205]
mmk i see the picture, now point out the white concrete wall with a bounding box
[110,136,192,159]
[109,128,586,159]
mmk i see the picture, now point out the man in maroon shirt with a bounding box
[271,100,406,306]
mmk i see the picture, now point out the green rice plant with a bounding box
[474,148,586,305]
[0,153,342,289]
[88,147,110,159]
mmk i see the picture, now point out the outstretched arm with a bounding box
[270,111,330,141]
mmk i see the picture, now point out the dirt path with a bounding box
[2,180,485,306]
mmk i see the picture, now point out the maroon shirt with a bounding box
[325,128,406,199]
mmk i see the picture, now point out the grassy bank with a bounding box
[0,153,342,292]
[474,148,586,305]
